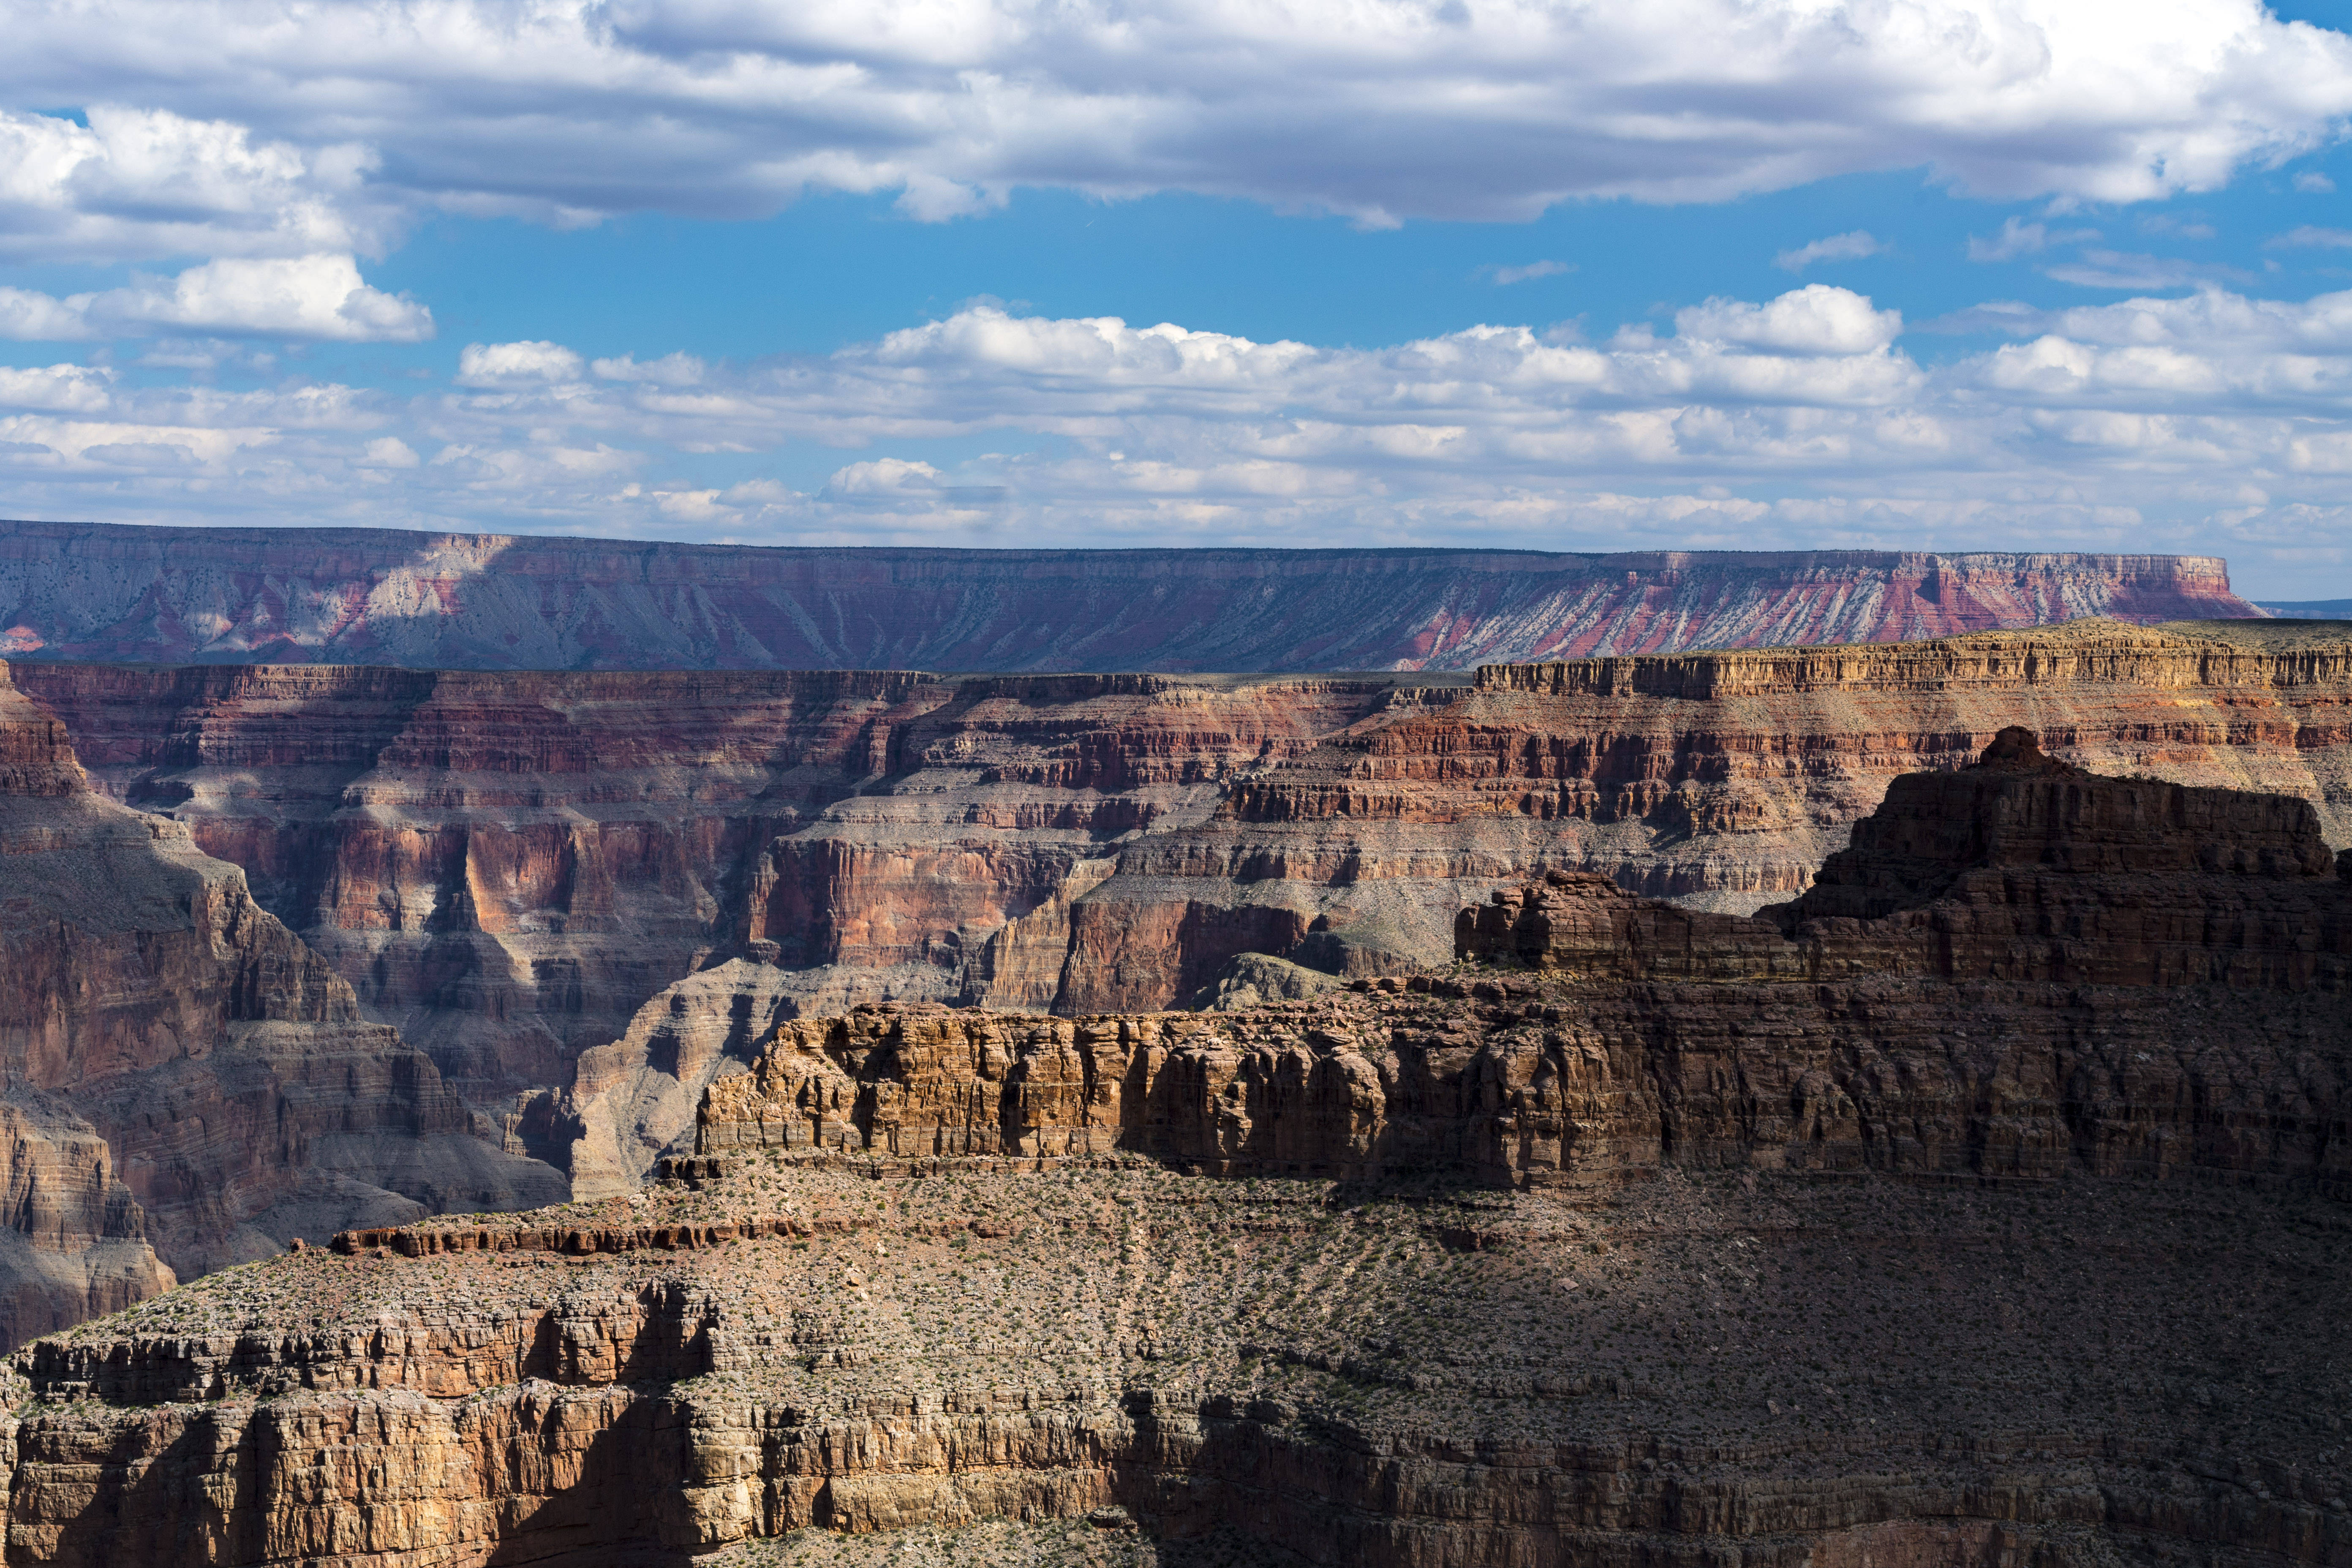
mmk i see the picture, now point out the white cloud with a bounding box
[1673,286,1902,355]
[1482,261,1572,286]
[0,255,430,343]
[0,365,114,415]
[14,283,2352,591]
[1773,231,1883,271]
[90,256,431,342]
[0,288,95,341]
[359,436,421,468]
[0,106,394,266]
[2043,250,2253,290]
[592,352,708,386]
[2295,172,2337,193]
[2271,226,2352,249]
[456,341,588,386]
[0,0,2346,253]
[1967,217,2101,261]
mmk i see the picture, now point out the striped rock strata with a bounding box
[13,618,2352,1206]
[0,744,2345,1565]
[0,660,562,1344]
[0,520,2254,670]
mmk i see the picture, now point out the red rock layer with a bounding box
[0,519,2254,670]
[1056,618,2352,1011]
[7,619,2350,1205]
[10,662,1421,1104]
[5,746,2349,1566]
[0,660,563,1327]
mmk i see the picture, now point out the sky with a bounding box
[4,2,2352,599]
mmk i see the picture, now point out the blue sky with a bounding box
[4,0,2352,598]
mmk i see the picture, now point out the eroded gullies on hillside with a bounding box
[5,731,2351,1565]
[16,614,2352,1220]
[14,1158,2351,1564]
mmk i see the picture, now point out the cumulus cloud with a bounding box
[1673,287,1903,355]
[456,342,588,386]
[13,283,2352,587]
[1966,217,2101,262]
[0,255,430,343]
[0,288,93,341]
[1774,232,1883,271]
[0,106,393,265]
[0,0,2347,252]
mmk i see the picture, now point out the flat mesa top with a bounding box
[2152,616,2352,650]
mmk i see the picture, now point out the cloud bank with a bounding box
[2,0,2347,256]
[3,283,2349,589]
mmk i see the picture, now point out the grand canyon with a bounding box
[0,520,2257,670]
[0,530,2343,1566]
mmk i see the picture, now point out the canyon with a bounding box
[0,520,2257,670]
[0,662,563,1349]
[2,732,2345,1566]
[11,615,2352,1205]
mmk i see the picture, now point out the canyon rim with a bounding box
[0,538,2345,1561]
[13,0,2352,1556]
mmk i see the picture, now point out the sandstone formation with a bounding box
[13,661,1448,1195]
[0,519,2255,670]
[13,618,2352,1205]
[0,659,563,1340]
[3,738,2347,1566]
[1048,615,2352,1012]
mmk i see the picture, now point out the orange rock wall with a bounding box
[15,620,2352,1194]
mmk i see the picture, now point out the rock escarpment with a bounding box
[3,740,2347,1567]
[0,518,2255,670]
[700,732,2349,1193]
[1053,616,2352,1010]
[0,659,563,1337]
[11,661,1435,1195]
[1459,725,2352,991]
[14,618,2352,1202]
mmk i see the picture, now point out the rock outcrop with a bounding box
[1052,616,2352,1010]
[0,659,564,1334]
[697,735,2349,1192]
[13,618,2352,1203]
[3,738,2347,1566]
[1461,724,2352,991]
[0,519,2255,670]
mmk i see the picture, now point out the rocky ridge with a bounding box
[0,659,563,1345]
[13,617,2352,1204]
[0,520,2255,670]
[3,736,2347,1565]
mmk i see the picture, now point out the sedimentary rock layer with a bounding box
[6,741,2348,1567]
[13,618,2352,1202]
[0,519,2255,670]
[1055,616,2352,1010]
[0,659,564,1330]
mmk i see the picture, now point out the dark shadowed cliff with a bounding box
[0,519,2257,671]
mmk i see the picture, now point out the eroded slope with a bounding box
[6,737,2349,1566]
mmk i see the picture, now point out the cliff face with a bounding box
[5,741,2347,1567]
[0,519,2256,670]
[12,661,1440,1194]
[0,660,564,1330]
[1457,726,2352,991]
[1054,616,2352,1010]
[13,618,2352,1201]
[699,732,2350,1192]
